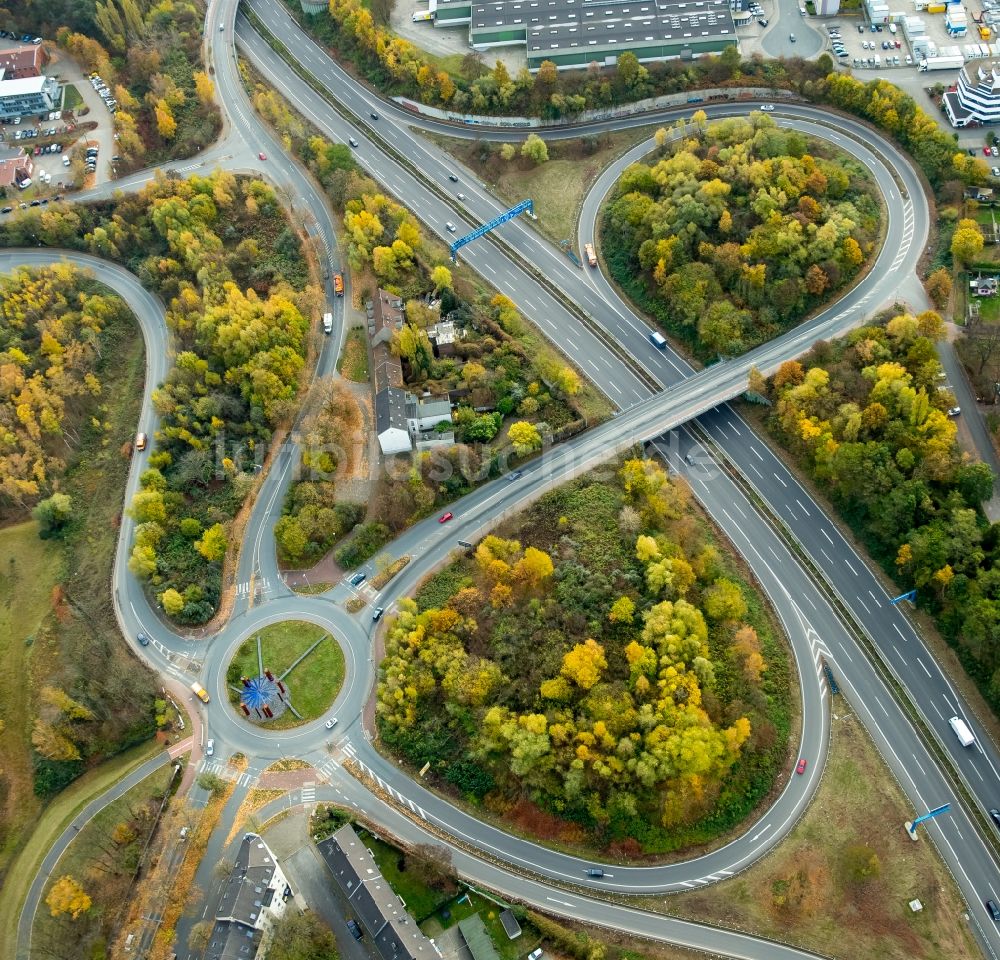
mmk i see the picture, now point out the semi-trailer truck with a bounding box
[949,715,975,746]
[584,243,597,267]
[190,681,210,703]
[919,54,965,69]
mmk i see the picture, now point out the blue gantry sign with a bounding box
[450,199,534,261]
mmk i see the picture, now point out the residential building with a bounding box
[944,61,1000,127]
[428,319,459,358]
[0,146,32,188]
[434,0,737,71]
[0,43,44,80]
[205,833,292,960]
[376,386,412,455]
[0,72,60,120]
[317,824,438,960]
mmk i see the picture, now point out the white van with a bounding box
[322,312,333,334]
[950,715,975,747]
[888,22,897,33]
[17,177,31,189]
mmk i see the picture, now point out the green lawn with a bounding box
[359,832,452,922]
[62,84,83,113]
[421,893,537,960]
[31,763,174,959]
[0,741,164,960]
[0,522,63,873]
[338,327,370,382]
[225,621,345,728]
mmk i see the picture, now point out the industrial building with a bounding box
[431,0,737,71]
[944,60,1000,126]
[0,72,59,120]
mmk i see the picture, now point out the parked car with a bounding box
[347,919,363,941]
[349,572,366,586]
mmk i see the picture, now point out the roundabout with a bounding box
[9,0,1000,956]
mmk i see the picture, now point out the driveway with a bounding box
[761,0,823,58]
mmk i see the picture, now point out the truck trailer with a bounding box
[584,243,598,267]
[919,54,965,68]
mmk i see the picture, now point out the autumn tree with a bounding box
[508,421,542,456]
[46,876,91,919]
[521,134,549,165]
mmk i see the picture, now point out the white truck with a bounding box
[322,311,333,334]
[949,715,975,747]
[919,54,966,69]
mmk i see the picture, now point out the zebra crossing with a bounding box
[198,758,259,789]
[236,577,269,598]
[301,781,316,803]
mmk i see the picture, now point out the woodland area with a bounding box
[1,170,316,624]
[759,312,1000,711]
[603,115,879,358]
[0,0,221,166]
[0,266,156,876]
[378,459,791,853]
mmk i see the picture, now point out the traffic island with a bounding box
[225,621,345,730]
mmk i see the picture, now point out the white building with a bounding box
[944,61,1000,126]
[205,833,291,960]
[0,72,60,120]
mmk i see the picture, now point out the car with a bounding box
[347,919,363,941]
[993,135,1000,146]
[990,808,1000,828]
[135,432,148,451]
[789,32,795,41]
[325,717,338,729]
[508,470,523,482]
[445,221,457,233]
[439,511,454,523]
[29,199,39,206]
[39,198,47,205]
[870,22,877,30]
[219,22,224,30]
[875,22,882,30]
[905,54,913,64]
[457,192,466,200]
[348,137,359,147]
[987,899,1000,922]
[137,632,149,646]
[857,22,864,31]
[991,167,1000,177]
[349,572,366,586]
[32,37,41,44]
[985,146,993,156]
[585,868,604,878]
[895,39,901,47]
[62,156,71,166]
[179,826,190,839]
[758,17,767,25]
[759,104,775,111]
[52,194,61,201]
[0,206,10,214]
[992,146,999,157]
[258,151,266,160]
[206,739,214,756]
[969,147,977,155]
[796,758,808,774]
[528,950,544,960]
[372,607,385,621]
[948,406,962,416]
[370,111,379,119]
[448,173,459,182]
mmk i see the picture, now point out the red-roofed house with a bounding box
[0,146,33,188]
[0,44,44,80]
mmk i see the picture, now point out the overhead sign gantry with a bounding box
[450,199,534,262]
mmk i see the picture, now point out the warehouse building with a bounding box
[432,0,737,71]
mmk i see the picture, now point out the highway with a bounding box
[5,1,1000,958]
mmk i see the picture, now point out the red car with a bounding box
[986,146,993,156]
[796,758,808,775]
[438,512,453,523]
[258,151,267,161]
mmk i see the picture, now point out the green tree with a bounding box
[268,911,339,960]
[500,143,516,162]
[521,134,549,165]
[195,523,227,562]
[160,588,184,617]
[32,493,73,536]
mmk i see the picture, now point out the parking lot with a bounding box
[824,20,915,70]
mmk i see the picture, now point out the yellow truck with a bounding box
[190,681,210,703]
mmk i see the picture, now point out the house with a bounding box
[970,276,999,296]
[0,146,32,188]
[0,72,60,120]
[406,394,453,434]
[371,289,405,346]
[317,824,438,960]
[376,387,411,456]
[427,320,459,358]
[0,44,44,80]
[966,186,996,202]
[205,833,292,960]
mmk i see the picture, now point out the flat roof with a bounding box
[0,74,52,95]
[471,0,734,48]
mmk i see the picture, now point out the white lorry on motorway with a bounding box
[950,715,975,747]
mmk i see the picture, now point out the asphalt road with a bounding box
[6,3,1000,958]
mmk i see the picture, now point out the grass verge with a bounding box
[225,621,345,729]
[31,763,174,959]
[666,708,977,960]
[338,327,370,382]
[292,581,334,595]
[0,741,164,960]
[426,128,656,248]
[62,83,83,112]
